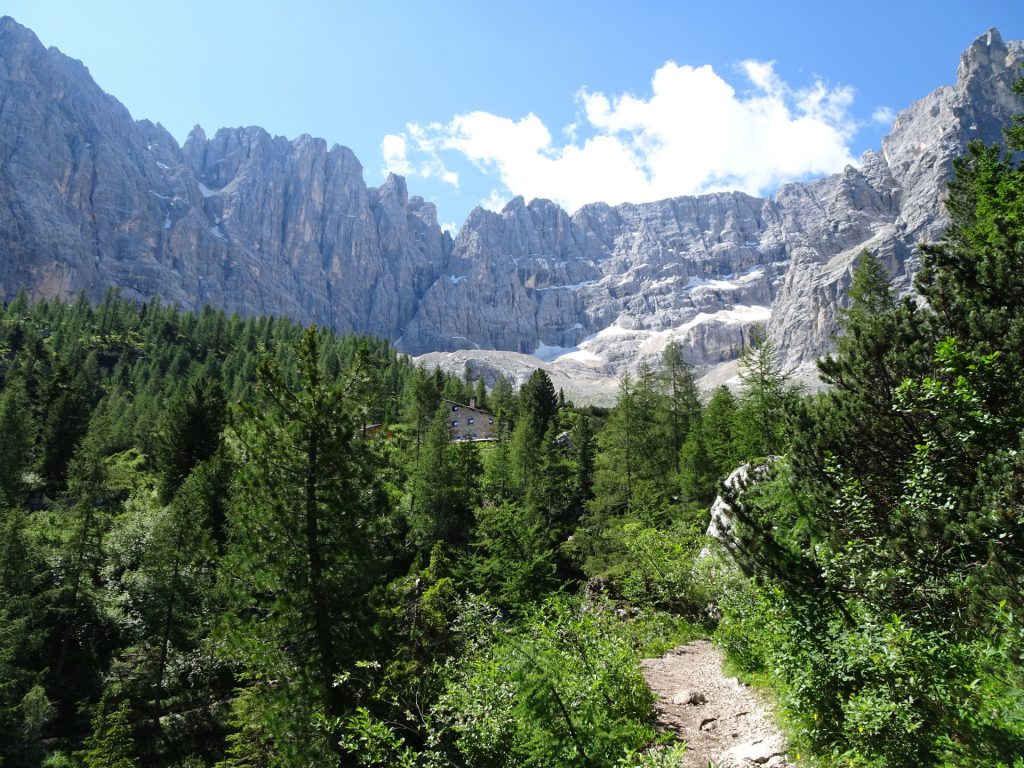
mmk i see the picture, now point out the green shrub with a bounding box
[433,595,657,768]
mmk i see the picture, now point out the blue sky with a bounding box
[5,1,1023,231]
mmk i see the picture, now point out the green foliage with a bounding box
[154,375,226,502]
[31,202,1024,768]
[679,386,740,506]
[339,707,422,767]
[221,327,388,759]
[712,566,784,675]
[711,101,1024,766]
[614,743,689,768]
[805,251,933,512]
[80,697,138,768]
[734,324,800,459]
[433,595,658,768]
[407,403,480,553]
[615,519,707,618]
[0,382,31,504]
[0,293,512,764]
[519,368,559,434]
[469,502,558,609]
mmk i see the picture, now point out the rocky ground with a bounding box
[642,640,792,767]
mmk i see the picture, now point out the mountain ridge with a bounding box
[0,17,1021,398]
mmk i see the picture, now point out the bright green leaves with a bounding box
[434,596,656,768]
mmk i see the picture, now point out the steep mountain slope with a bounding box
[0,16,1020,395]
[770,29,1024,370]
[0,16,452,340]
[413,29,1022,388]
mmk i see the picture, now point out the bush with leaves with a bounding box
[432,595,657,768]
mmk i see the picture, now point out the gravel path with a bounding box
[641,640,792,768]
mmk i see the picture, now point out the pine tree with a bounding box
[407,404,479,553]
[469,501,558,610]
[510,369,560,502]
[697,386,740,489]
[490,373,517,418]
[0,508,51,768]
[734,325,798,459]
[916,82,1024,418]
[0,383,31,505]
[37,365,92,492]
[52,415,120,692]
[223,327,386,762]
[81,697,138,768]
[570,414,596,507]
[590,373,637,516]
[803,252,933,510]
[144,453,230,738]
[519,369,558,431]
[153,376,226,503]
[528,422,574,536]
[660,341,701,471]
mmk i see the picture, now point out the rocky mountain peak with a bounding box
[0,16,48,76]
[502,195,527,213]
[377,173,410,209]
[957,28,1012,85]
[0,19,1021,401]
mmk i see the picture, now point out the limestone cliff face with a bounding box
[0,16,1021,385]
[405,29,1024,377]
[399,192,785,371]
[768,28,1024,370]
[0,16,451,340]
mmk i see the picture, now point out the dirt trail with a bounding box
[641,640,791,768]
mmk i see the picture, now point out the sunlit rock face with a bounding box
[0,16,452,341]
[769,29,1024,372]
[0,16,1021,392]
[407,30,1023,387]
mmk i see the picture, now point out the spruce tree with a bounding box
[223,327,385,763]
[734,324,798,459]
[660,341,701,470]
[519,369,558,431]
[804,252,933,510]
[153,376,226,503]
[407,404,478,553]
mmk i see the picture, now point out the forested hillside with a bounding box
[3,83,1024,768]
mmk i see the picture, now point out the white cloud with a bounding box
[440,221,459,234]
[872,106,896,125]
[385,59,860,212]
[480,188,510,212]
[382,127,459,188]
[381,133,412,175]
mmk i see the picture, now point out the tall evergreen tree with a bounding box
[223,327,386,764]
[734,325,798,459]
[153,376,226,503]
[570,414,596,508]
[407,404,479,554]
[660,341,701,471]
[519,369,558,432]
[510,368,560,501]
[0,383,31,504]
[802,252,933,509]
